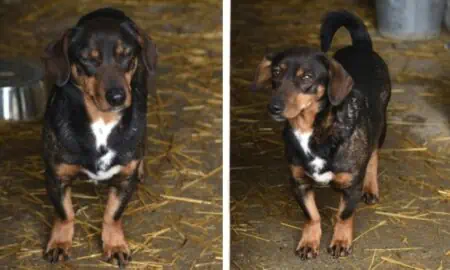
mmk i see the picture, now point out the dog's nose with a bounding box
[269,103,283,114]
[268,99,284,115]
[106,88,126,107]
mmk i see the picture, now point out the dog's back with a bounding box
[320,10,391,146]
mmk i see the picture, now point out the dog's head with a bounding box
[43,10,157,112]
[251,47,353,122]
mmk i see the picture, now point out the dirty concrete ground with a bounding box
[0,0,222,269]
[231,1,450,269]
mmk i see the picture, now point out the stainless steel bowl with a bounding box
[0,58,46,121]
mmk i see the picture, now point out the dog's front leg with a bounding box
[290,165,321,260]
[102,160,142,268]
[328,185,361,258]
[44,164,79,263]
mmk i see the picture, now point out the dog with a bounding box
[251,10,391,259]
[41,8,157,267]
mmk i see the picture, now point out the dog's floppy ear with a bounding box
[250,53,274,91]
[327,57,353,106]
[42,29,74,87]
[121,21,158,75]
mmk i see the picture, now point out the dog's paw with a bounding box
[327,241,352,258]
[102,222,131,269]
[44,220,74,263]
[328,229,353,258]
[104,247,131,269]
[295,222,321,260]
[361,192,379,205]
[44,245,71,263]
[295,243,319,260]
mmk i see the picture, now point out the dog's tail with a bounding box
[320,10,372,52]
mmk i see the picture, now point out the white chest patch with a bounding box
[310,157,325,171]
[311,171,334,184]
[82,165,122,183]
[82,118,122,182]
[294,130,312,155]
[293,130,333,184]
[91,119,118,149]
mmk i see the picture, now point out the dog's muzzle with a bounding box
[268,97,286,122]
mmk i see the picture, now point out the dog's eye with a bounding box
[302,73,313,80]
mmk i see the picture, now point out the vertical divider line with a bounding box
[222,0,231,269]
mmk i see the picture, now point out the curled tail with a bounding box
[320,10,372,52]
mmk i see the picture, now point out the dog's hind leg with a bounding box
[362,149,379,204]
[102,160,141,268]
[44,164,80,263]
[290,165,321,260]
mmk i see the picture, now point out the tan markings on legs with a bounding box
[120,159,144,183]
[104,188,121,224]
[45,187,74,258]
[290,165,305,180]
[296,191,322,259]
[329,195,354,257]
[137,160,145,183]
[120,160,139,177]
[333,172,353,189]
[303,190,320,221]
[362,150,379,204]
[102,188,130,263]
[55,164,80,183]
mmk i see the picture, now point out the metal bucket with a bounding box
[445,0,450,30]
[376,0,446,40]
[0,58,46,121]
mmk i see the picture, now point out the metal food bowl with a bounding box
[0,58,46,121]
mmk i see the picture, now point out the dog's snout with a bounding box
[268,98,284,115]
[269,103,283,114]
[106,88,126,107]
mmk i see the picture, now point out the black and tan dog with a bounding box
[42,8,157,267]
[251,11,391,259]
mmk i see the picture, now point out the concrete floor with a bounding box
[0,0,222,269]
[231,1,450,269]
